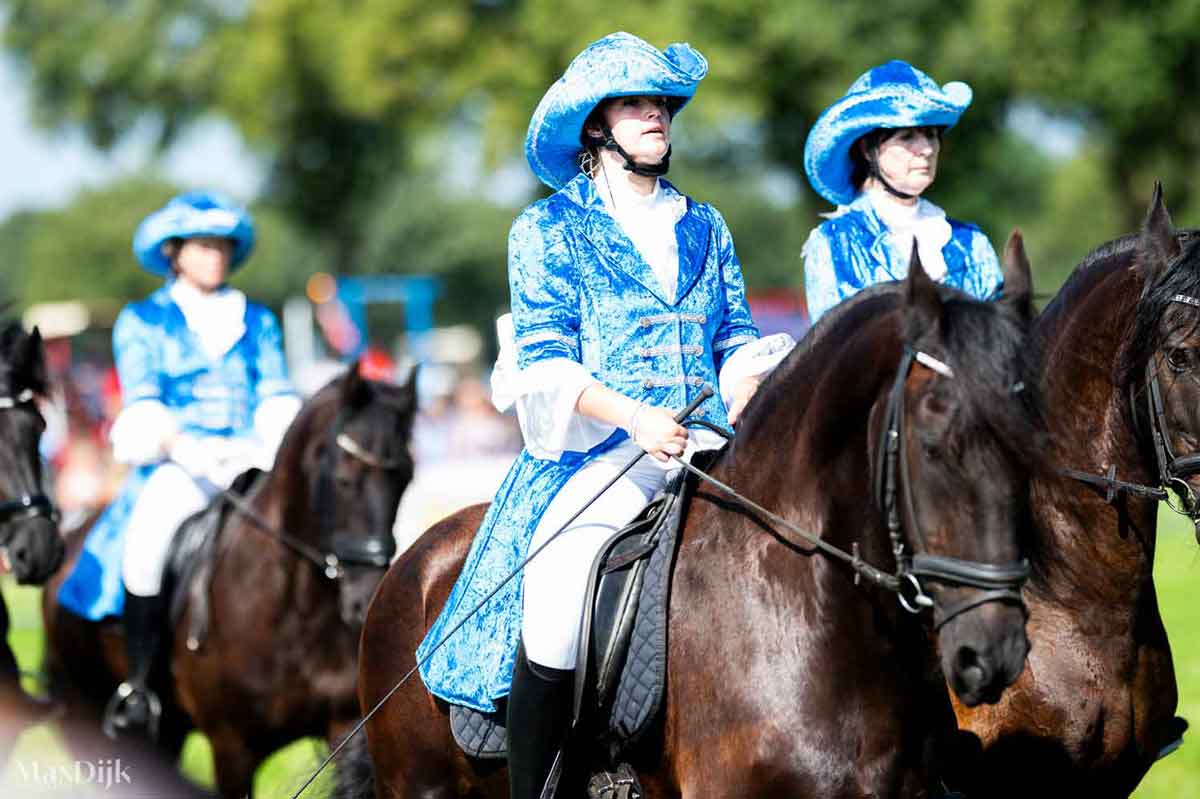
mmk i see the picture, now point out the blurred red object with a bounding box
[359,346,396,382]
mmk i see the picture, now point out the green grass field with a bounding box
[0,508,1196,796]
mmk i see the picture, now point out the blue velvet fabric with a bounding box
[525,32,708,189]
[417,172,759,712]
[57,286,294,620]
[133,191,255,276]
[804,61,972,206]
[803,194,1002,323]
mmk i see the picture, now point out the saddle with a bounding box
[165,468,264,651]
[448,451,717,769]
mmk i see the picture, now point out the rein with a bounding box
[0,388,58,527]
[674,347,1029,629]
[1059,292,1200,521]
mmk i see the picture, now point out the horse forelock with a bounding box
[919,296,1046,468]
[1119,233,1200,392]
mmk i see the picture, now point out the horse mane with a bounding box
[738,281,1043,469]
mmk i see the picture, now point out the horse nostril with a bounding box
[955,646,990,692]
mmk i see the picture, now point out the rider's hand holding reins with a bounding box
[576,382,688,462]
[630,405,688,461]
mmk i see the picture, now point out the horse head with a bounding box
[1117,183,1200,542]
[886,240,1041,706]
[285,364,417,628]
[0,322,64,583]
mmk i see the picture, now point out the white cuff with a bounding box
[514,359,609,461]
[110,400,179,465]
[717,333,796,411]
[253,394,302,466]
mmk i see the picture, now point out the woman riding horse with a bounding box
[415,32,793,799]
[802,60,1003,322]
[56,191,302,740]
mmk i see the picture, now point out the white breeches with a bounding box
[121,462,220,597]
[521,441,678,670]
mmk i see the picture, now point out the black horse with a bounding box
[42,366,416,797]
[0,320,65,760]
[345,244,1043,799]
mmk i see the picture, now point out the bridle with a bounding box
[223,412,405,580]
[873,347,1029,629]
[0,388,58,527]
[1060,292,1200,521]
[672,347,1030,629]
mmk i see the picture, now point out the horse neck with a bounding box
[718,309,909,616]
[1032,261,1159,601]
[238,409,344,623]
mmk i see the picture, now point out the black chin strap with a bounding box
[866,148,917,201]
[598,126,671,178]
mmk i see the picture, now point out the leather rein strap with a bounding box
[0,388,58,526]
[673,347,1030,628]
[1059,292,1200,519]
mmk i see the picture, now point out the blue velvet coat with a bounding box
[803,194,1003,323]
[57,286,294,620]
[417,173,759,711]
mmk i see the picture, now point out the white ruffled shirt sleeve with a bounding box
[717,333,796,407]
[250,393,303,469]
[109,399,179,466]
[492,314,609,461]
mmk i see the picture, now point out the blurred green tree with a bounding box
[5,0,1195,308]
[11,177,323,311]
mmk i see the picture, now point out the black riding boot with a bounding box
[507,645,575,799]
[102,589,166,741]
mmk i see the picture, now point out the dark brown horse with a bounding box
[41,366,416,797]
[0,320,65,760]
[343,247,1043,799]
[943,188,1194,796]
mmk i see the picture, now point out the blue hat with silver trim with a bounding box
[525,32,708,190]
[132,190,256,277]
[804,60,973,206]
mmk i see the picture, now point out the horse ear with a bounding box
[904,241,942,337]
[398,363,419,407]
[1139,181,1181,279]
[341,359,370,408]
[999,229,1035,323]
[14,327,47,394]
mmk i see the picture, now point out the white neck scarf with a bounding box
[168,281,247,361]
[867,189,952,281]
[594,170,688,301]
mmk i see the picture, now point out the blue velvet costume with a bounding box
[417,170,759,712]
[803,194,1001,322]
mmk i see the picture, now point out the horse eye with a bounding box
[1166,348,1195,372]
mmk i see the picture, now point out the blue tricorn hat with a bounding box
[524,32,709,190]
[132,190,256,277]
[804,60,973,206]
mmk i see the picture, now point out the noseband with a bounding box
[874,347,1030,629]
[1060,292,1200,522]
[0,389,58,527]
